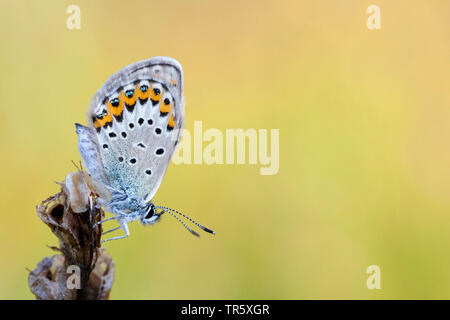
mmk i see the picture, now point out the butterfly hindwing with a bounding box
[82,57,185,201]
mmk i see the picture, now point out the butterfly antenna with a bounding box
[162,210,200,237]
[157,206,215,235]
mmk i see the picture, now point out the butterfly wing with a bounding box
[79,57,184,202]
[75,123,109,185]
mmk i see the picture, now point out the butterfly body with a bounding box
[76,57,214,242]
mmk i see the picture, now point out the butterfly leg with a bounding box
[100,220,130,244]
[102,225,121,235]
[93,216,119,228]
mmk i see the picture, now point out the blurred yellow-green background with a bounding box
[1,0,449,299]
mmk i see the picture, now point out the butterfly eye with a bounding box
[140,85,148,93]
[110,98,120,107]
[145,206,155,219]
[125,89,134,98]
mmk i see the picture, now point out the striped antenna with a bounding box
[161,210,200,237]
[157,206,215,235]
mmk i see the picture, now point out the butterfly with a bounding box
[75,57,215,243]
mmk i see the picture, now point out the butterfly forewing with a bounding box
[85,57,184,200]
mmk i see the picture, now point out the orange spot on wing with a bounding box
[149,84,162,101]
[97,111,112,127]
[168,113,175,128]
[123,87,137,106]
[160,102,172,113]
[107,97,124,118]
[138,84,149,100]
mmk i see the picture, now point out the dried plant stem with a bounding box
[28,171,114,300]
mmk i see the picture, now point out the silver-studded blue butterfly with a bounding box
[75,57,215,243]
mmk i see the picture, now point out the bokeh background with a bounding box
[0,0,449,299]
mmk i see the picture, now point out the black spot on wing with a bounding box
[125,103,135,113]
[114,113,123,122]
